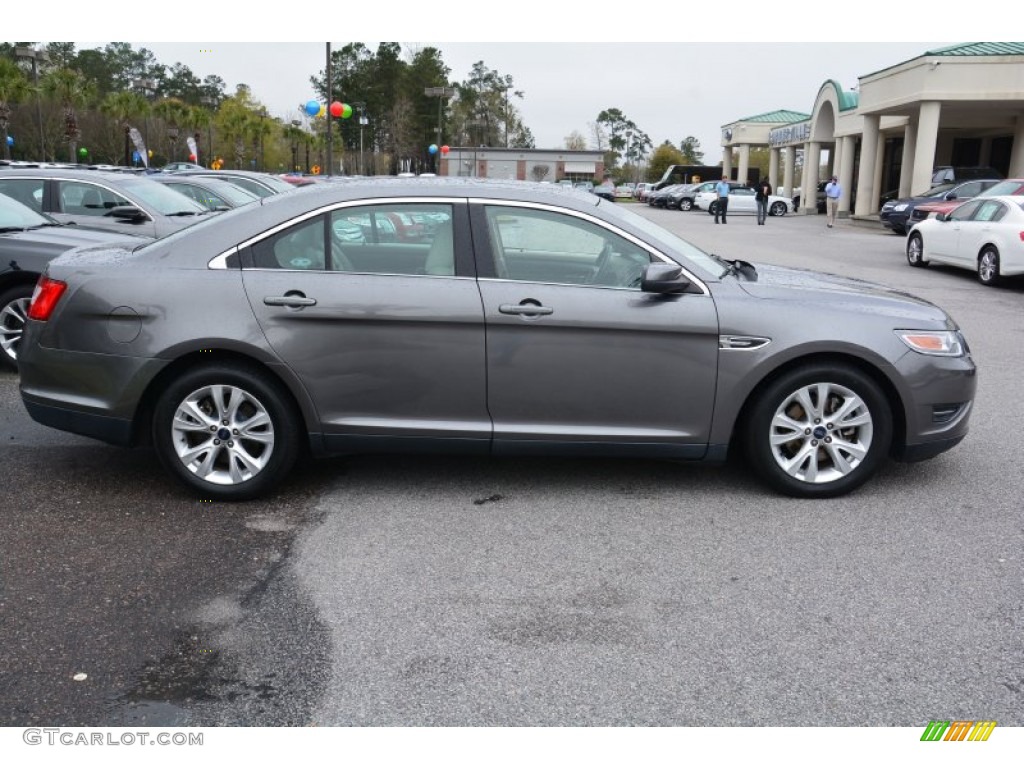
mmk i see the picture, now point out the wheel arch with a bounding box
[726,351,907,460]
[129,348,319,452]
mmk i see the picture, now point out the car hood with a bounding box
[734,263,951,324]
[1,225,147,250]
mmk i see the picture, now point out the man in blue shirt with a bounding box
[715,175,731,224]
[825,175,842,228]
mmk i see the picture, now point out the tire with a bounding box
[745,364,893,498]
[906,233,929,268]
[770,201,787,217]
[152,363,302,500]
[0,284,33,372]
[679,198,693,212]
[708,201,720,216]
[977,246,1001,286]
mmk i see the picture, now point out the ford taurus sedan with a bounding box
[18,178,976,500]
[694,186,792,217]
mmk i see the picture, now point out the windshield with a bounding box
[0,194,57,229]
[982,180,1024,196]
[119,178,208,214]
[605,203,723,276]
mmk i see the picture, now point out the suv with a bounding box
[931,166,1003,185]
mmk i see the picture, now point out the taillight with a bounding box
[27,276,67,321]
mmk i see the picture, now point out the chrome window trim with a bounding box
[469,197,710,296]
[208,248,236,270]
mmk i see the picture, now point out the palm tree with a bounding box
[0,59,32,161]
[41,67,94,162]
[101,90,148,166]
[152,98,189,164]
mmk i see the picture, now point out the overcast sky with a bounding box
[16,8,978,161]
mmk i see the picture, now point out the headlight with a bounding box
[895,330,966,357]
[894,204,908,211]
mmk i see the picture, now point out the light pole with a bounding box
[15,46,48,161]
[201,95,218,168]
[290,119,301,172]
[424,86,455,172]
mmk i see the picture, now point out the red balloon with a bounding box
[330,101,343,118]
[440,145,449,155]
[189,153,197,161]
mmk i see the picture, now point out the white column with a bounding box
[899,119,918,198]
[855,115,880,216]
[769,148,780,190]
[722,148,733,179]
[738,144,750,185]
[838,136,854,217]
[783,146,795,197]
[832,141,844,183]
[801,141,820,214]
[1010,113,1024,177]
[911,101,941,196]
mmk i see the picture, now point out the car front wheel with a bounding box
[769,201,787,217]
[152,363,301,500]
[978,246,1001,286]
[906,233,929,267]
[745,364,892,498]
[679,199,693,211]
[0,285,33,371]
[708,201,720,216]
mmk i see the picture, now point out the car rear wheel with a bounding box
[977,246,1001,286]
[769,201,787,217]
[708,201,720,216]
[906,233,929,268]
[745,364,892,498]
[153,363,301,500]
[0,285,33,372]
[679,199,693,211]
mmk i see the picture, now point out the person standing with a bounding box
[755,178,773,225]
[825,175,842,228]
[715,175,731,224]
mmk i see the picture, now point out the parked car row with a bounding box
[641,180,795,217]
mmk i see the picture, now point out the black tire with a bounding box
[0,283,34,372]
[708,201,720,216]
[977,246,1001,286]
[906,233,929,268]
[745,364,893,498]
[679,198,693,212]
[152,362,302,500]
[770,201,787,217]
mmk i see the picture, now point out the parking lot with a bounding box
[1,203,1021,728]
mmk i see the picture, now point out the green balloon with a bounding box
[78,147,88,156]
[341,103,353,119]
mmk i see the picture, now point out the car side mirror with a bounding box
[109,205,149,222]
[641,263,690,294]
[935,213,949,222]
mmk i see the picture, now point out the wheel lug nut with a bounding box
[814,418,821,424]
[804,428,812,435]
[228,441,234,447]
[233,429,239,435]
[825,436,832,443]
[811,440,818,446]
[209,425,217,432]
[222,419,229,426]
[213,439,221,445]
[826,423,833,429]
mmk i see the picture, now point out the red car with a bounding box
[909,178,1024,227]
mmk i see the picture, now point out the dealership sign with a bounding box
[769,122,811,147]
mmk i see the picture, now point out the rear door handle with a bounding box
[264,295,317,307]
[499,303,553,316]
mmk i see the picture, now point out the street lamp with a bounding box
[352,102,368,176]
[15,46,49,161]
[424,86,455,172]
[290,119,301,172]
[200,95,218,168]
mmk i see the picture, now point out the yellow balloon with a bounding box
[317,104,326,118]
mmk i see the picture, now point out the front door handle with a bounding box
[499,303,553,316]
[264,294,317,307]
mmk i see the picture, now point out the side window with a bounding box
[949,200,982,222]
[0,178,44,212]
[973,200,1005,222]
[483,206,652,289]
[177,184,225,210]
[329,204,455,276]
[58,181,129,216]
[251,216,327,270]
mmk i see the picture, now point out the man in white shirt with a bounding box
[825,176,842,228]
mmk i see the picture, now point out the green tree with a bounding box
[646,141,685,183]
[596,108,651,170]
[101,90,148,165]
[0,57,31,160]
[41,66,94,161]
[679,135,704,164]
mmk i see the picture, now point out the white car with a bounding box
[906,195,1024,286]
[693,186,793,217]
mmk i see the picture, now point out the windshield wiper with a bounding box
[0,226,27,233]
[167,210,202,217]
[714,255,758,280]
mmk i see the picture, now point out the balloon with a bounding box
[5,136,12,147]
[329,101,343,118]
[78,147,88,156]
[189,153,197,161]
[304,99,320,117]
[148,150,153,158]
[441,145,449,155]
[428,144,438,155]
[317,104,326,118]
[341,103,352,119]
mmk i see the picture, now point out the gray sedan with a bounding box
[17,179,976,500]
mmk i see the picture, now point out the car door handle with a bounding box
[499,303,553,316]
[264,295,317,307]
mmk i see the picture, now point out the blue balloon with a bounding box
[428,144,438,154]
[133,151,141,161]
[305,100,321,117]
[5,136,12,147]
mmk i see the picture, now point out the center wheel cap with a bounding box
[217,427,232,440]
[813,426,828,439]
